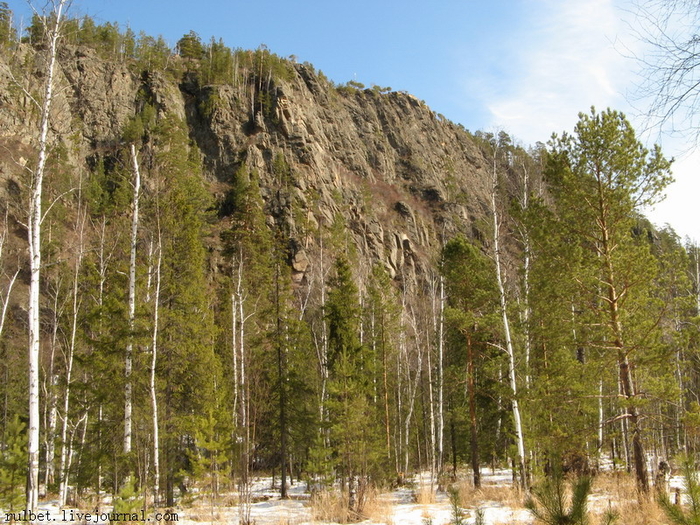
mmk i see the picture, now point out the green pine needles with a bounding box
[0,415,27,511]
[448,486,466,525]
[525,470,618,525]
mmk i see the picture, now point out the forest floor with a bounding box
[178,469,530,525]
[174,467,682,525]
[20,467,683,525]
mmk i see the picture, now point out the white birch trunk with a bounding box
[149,229,162,504]
[318,233,329,432]
[231,290,238,427]
[124,144,141,455]
[425,323,436,484]
[598,379,604,453]
[58,209,85,507]
[59,411,87,507]
[402,306,423,475]
[520,164,532,389]
[236,249,247,431]
[437,275,445,475]
[44,288,61,489]
[0,211,19,339]
[491,154,527,488]
[27,0,67,509]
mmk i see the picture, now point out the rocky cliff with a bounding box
[0,44,499,293]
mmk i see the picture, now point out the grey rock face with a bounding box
[0,45,496,292]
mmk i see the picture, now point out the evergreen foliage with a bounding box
[525,469,619,525]
[111,476,144,520]
[176,30,204,60]
[0,416,26,510]
[0,2,15,46]
[1,8,699,519]
[543,108,674,490]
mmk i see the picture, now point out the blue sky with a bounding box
[8,0,699,241]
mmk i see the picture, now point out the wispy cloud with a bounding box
[469,0,633,144]
[462,0,699,240]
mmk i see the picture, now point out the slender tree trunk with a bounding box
[60,411,87,507]
[596,174,649,492]
[275,261,288,499]
[124,144,141,456]
[44,288,60,489]
[490,156,527,489]
[0,212,19,343]
[466,331,480,488]
[426,323,436,485]
[382,318,392,459]
[231,292,238,427]
[59,208,85,507]
[27,0,67,509]
[598,379,604,456]
[402,307,423,475]
[318,233,329,441]
[520,165,532,389]
[437,276,445,476]
[149,229,162,504]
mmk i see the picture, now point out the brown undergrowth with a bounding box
[310,487,393,524]
[456,479,524,509]
[589,471,667,525]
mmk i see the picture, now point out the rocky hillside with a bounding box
[0,43,499,294]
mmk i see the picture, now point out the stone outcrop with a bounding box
[0,44,497,292]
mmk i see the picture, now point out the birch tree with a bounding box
[123,144,141,457]
[489,144,528,489]
[26,0,68,510]
[58,192,86,507]
[148,224,162,503]
[630,0,700,141]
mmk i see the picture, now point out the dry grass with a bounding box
[414,484,437,505]
[456,479,524,509]
[310,487,393,524]
[589,471,668,525]
[184,507,225,523]
[360,486,394,525]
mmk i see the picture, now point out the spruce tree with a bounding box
[151,114,219,505]
[323,256,384,515]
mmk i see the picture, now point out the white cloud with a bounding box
[468,0,631,143]
[644,151,700,242]
[463,0,698,241]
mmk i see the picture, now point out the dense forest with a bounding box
[0,1,699,521]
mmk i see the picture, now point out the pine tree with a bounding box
[546,107,673,492]
[0,3,15,47]
[323,256,385,515]
[442,236,498,488]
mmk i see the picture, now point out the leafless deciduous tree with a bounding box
[27,0,69,510]
[630,0,700,142]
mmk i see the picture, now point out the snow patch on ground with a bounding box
[171,469,531,525]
